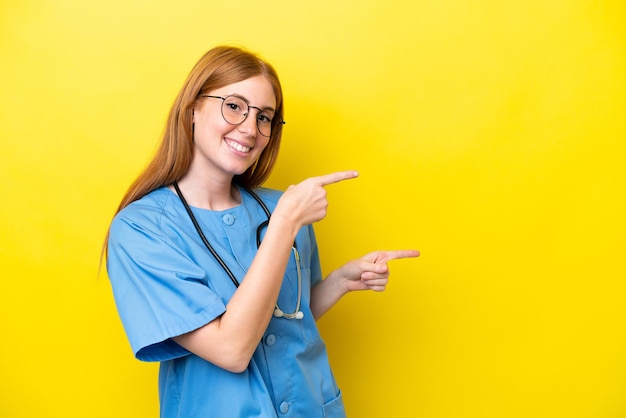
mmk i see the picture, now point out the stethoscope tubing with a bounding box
[173,182,303,319]
[174,181,241,288]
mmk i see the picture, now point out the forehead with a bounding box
[210,75,276,109]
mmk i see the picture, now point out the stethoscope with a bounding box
[173,182,304,320]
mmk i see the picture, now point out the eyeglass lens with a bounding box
[221,96,275,137]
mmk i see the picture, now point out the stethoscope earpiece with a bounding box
[274,307,304,320]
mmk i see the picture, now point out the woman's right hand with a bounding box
[273,170,359,228]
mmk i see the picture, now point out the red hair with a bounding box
[102,46,284,257]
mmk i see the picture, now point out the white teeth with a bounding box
[226,140,251,153]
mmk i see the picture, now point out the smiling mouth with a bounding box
[225,139,251,153]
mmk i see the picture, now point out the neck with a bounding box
[173,174,241,211]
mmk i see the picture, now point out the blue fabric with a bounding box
[107,186,346,418]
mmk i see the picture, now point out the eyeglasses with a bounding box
[202,95,285,137]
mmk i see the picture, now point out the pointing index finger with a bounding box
[316,170,359,187]
[383,250,421,261]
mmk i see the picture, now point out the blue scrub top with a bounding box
[107,186,346,418]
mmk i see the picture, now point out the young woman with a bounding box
[105,45,418,417]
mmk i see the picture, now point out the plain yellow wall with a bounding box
[1,1,625,417]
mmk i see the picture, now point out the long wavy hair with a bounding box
[102,46,284,257]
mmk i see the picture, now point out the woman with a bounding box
[106,45,418,417]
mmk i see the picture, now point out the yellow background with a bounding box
[1,1,625,417]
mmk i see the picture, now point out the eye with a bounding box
[226,102,242,112]
[224,97,247,114]
[257,113,272,124]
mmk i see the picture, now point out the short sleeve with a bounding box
[107,206,227,362]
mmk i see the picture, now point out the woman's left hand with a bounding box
[340,250,420,292]
[311,249,419,319]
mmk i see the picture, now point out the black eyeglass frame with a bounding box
[202,94,285,137]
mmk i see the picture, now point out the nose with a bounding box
[238,112,258,137]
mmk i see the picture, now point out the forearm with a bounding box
[310,269,350,320]
[174,214,300,372]
[222,214,299,351]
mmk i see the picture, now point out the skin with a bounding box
[171,75,419,373]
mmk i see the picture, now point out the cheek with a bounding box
[256,137,271,153]
[194,112,230,136]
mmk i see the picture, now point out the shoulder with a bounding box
[109,187,177,240]
[254,187,283,203]
[242,186,283,211]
